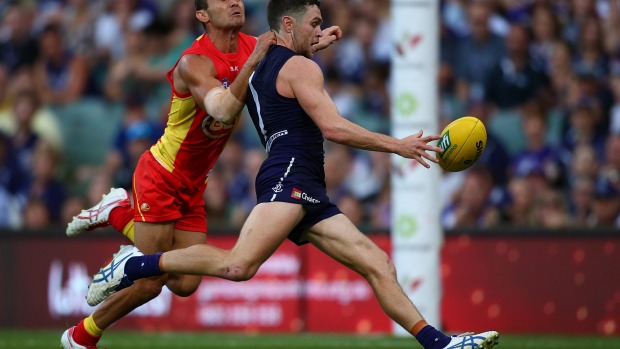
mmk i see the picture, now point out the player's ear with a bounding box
[196,10,210,25]
[282,16,294,33]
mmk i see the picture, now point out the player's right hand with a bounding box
[248,32,277,66]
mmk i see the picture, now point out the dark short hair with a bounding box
[195,0,208,31]
[267,0,321,31]
[195,0,208,11]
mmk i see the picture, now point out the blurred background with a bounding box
[0,0,619,344]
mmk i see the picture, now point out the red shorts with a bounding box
[132,151,207,233]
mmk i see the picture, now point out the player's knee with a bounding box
[167,276,201,297]
[225,263,260,282]
[370,250,396,278]
[132,277,167,301]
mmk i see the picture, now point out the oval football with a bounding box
[436,116,487,172]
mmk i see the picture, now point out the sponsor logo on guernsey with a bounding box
[201,115,236,139]
[266,130,288,153]
[291,188,321,203]
[140,203,150,212]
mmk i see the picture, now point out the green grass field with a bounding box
[1,330,619,349]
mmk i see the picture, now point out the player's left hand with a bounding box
[313,26,343,52]
[398,130,443,169]
[248,31,277,66]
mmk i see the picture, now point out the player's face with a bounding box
[203,0,245,30]
[293,5,323,58]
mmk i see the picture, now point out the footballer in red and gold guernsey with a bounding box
[136,31,258,232]
[61,0,278,347]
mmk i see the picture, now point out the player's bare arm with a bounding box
[175,32,276,125]
[280,56,442,168]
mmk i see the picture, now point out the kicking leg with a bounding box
[302,214,424,330]
[302,214,499,349]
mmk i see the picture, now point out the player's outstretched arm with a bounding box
[175,32,276,125]
[282,57,442,168]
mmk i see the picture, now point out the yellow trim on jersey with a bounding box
[133,171,145,222]
[150,94,197,172]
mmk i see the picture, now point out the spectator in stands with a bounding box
[0,4,38,71]
[610,73,620,133]
[370,182,391,231]
[218,138,251,229]
[94,0,154,61]
[569,177,595,226]
[569,144,599,185]
[454,0,506,103]
[603,0,620,60]
[9,91,42,175]
[0,65,8,113]
[202,167,229,231]
[103,24,168,102]
[0,131,27,228]
[33,23,89,105]
[338,193,366,228]
[22,199,51,230]
[501,177,535,227]
[531,189,572,229]
[562,99,607,159]
[442,166,496,228]
[228,148,266,228]
[324,142,354,205]
[102,94,160,190]
[27,141,66,223]
[58,0,99,58]
[60,195,87,226]
[588,176,620,227]
[347,151,390,202]
[572,15,609,81]
[334,14,375,84]
[548,41,576,110]
[600,133,620,191]
[355,63,390,133]
[563,0,599,48]
[510,101,563,187]
[164,0,202,65]
[484,24,550,110]
[530,4,562,72]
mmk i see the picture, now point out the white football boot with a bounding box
[66,188,130,237]
[60,326,97,349]
[442,331,499,349]
[87,245,142,306]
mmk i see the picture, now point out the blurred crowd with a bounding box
[0,0,618,232]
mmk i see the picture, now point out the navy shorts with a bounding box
[255,155,341,245]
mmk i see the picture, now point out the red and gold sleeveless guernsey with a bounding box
[151,32,256,191]
[132,33,256,231]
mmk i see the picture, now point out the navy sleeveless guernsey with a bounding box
[246,45,341,245]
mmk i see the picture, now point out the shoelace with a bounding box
[454,332,474,337]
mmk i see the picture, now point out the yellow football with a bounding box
[436,116,487,172]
